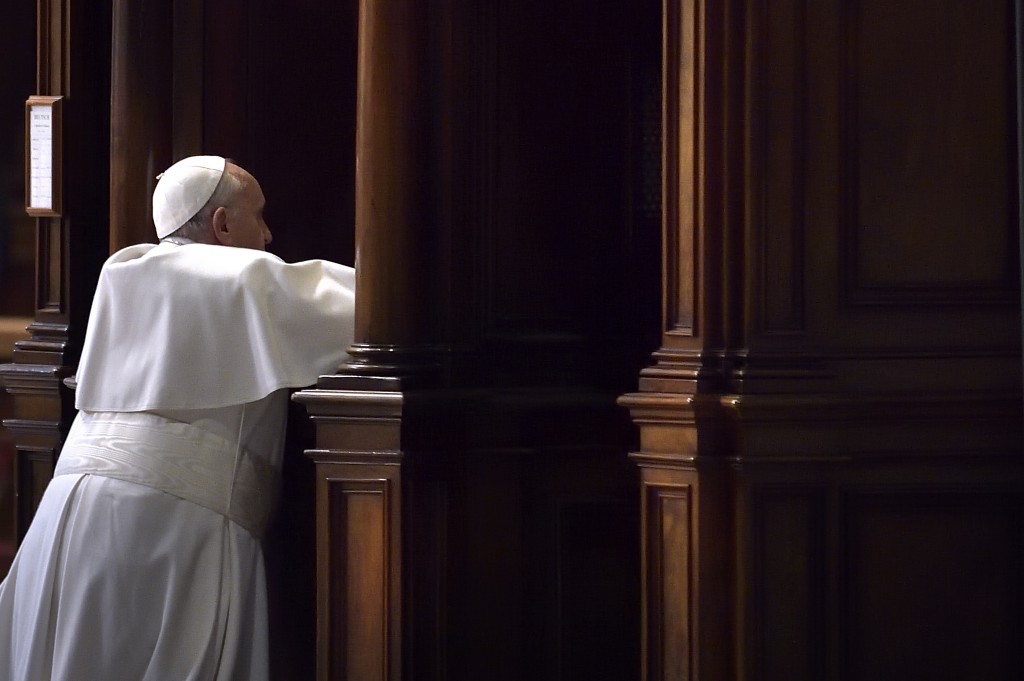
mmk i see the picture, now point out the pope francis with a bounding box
[0,156,356,680]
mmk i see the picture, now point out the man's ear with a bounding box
[211,206,232,246]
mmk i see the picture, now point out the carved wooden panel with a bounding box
[842,486,1024,680]
[642,479,692,681]
[739,0,1021,391]
[750,485,828,681]
[175,0,358,267]
[840,0,1018,305]
[487,0,635,335]
[320,471,398,681]
[247,0,358,268]
[454,439,639,681]
[747,0,1021,341]
[302,379,640,681]
[446,0,661,395]
[40,223,62,313]
[201,0,249,162]
[750,0,808,336]
[330,478,391,680]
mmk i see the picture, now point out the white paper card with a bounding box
[29,104,53,210]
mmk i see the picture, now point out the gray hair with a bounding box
[164,167,244,243]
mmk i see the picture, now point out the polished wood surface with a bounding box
[109,0,171,251]
[0,0,111,541]
[295,382,404,681]
[298,1,657,679]
[621,1,1024,680]
[349,0,441,366]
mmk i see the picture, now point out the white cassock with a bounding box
[0,241,355,680]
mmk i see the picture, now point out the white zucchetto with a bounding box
[152,155,227,238]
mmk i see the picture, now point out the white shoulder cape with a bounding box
[74,242,355,412]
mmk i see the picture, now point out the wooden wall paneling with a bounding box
[0,0,111,531]
[456,448,525,681]
[201,0,250,163]
[552,494,639,679]
[516,442,639,681]
[618,393,734,681]
[436,394,640,681]
[841,0,1017,306]
[445,0,491,371]
[1019,0,1024,366]
[170,0,203,159]
[245,0,358,267]
[437,3,657,671]
[402,443,449,681]
[484,0,634,344]
[299,388,646,681]
[297,380,457,681]
[167,0,360,265]
[746,483,829,681]
[732,458,1024,681]
[261,399,318,680]
[735,0,834,396]
[323,471,397,681]
[437,0,664,399]
[828,0,1019,391]
[109,0,172,251]
[641,474,693,681]
[747,0,807,340]
[634,456,733,681]
[841,484,1024,681]
[296,382,406,681]
[741,0,1022,394]
[624,2,1024,681]
[0,0,37,289]
[824,0,1020,350]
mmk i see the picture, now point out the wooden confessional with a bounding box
[0,1,1022,680]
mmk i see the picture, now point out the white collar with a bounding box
[160,236,196,246]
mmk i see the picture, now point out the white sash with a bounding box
[54,411,277,538]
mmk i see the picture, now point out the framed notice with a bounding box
[25,95,63,217]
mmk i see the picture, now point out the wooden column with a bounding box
[109,0,173,251]
[348,0,442,366]
[618,1,739,679]
[294,1,446,679]
[0,0,111,539]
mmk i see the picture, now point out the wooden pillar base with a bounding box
[295,374,449,681]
